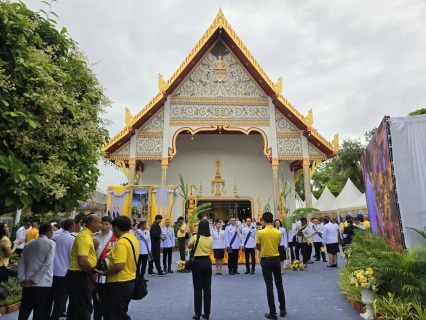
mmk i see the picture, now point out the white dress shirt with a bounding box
[16,226,28,249]
[160,227,175,248]
[134,229,151,254]
[51,230,75,277]
[18,235,55,287]
[322,222,339,244]
[241,226,257,249]
[277,227,288,247]
[288,222,296,242]
[211,227,225,249]
[94,230,115,284]
[224,224,241,249]
[310,224,324,243]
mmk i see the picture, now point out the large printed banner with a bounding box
[107,186,131,218]
[361,117,403,248]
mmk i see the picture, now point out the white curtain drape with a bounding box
[389,115,426,248]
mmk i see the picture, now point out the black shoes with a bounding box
[234,271,240,274]
[142,277,149,282]
[147,272,157,276]
[229,271,235,275]
[157,271,167,277]
[168,269,173,273]
[202,314,209,319]
[193,315,200,320]
[251,269,255,274]
[245,269,250,274]
[265,313,278,319]
[280,310,287,317]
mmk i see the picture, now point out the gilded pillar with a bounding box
[271,158,279,219]
[161,158,169,186]
[128,158,136,186]
[303,158,313,208]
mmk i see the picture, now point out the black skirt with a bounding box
[214,249,224,259]
[326,243,340,254]
[278,246,286,261]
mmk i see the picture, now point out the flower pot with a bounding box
[360,287,374,319]
[0,306,6,315]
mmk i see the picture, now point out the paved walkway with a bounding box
[2,252,359,320]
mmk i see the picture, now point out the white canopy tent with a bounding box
[294,194,318,209]
[337,193,367,218]
[313,186,336,211]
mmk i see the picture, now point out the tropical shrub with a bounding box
[0,277,22,307]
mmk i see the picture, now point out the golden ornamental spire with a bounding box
[331,134,339,152]
[273,77,283,94]
[158,73,167,91]
[125,108,133,126]
[305,109,313,126]
[257,193,262,222]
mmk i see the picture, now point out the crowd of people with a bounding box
[0,212,370,320]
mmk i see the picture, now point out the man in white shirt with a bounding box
[322,217,340,267]
[241,217,257,274]
[15,222,31,256]
[93,216,116,320]
[161,219,174,274]
[45,219,75,320]
[133,221,151,281]
[225,217,242,275]
[18,223,55,320]
[310,218,327,262]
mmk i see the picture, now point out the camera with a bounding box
[297,231,304,237]
[96,259,108,272]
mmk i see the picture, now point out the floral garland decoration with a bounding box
[288,259,306,271]
[350,268,377,291]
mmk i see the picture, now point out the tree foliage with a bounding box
[408,108,426,116]
[0,2,110,213]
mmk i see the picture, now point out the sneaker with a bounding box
[147,272,157,276]
[157,271,167,277]
[280,310,287,317]
[265,313,278,319]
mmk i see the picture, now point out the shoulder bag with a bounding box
[184,234,200,271]
[123,237,148,300]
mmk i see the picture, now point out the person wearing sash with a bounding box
[224,216,242,275]
[189,219,213,320]
[211,220,225,275]
[311,218,327,262]
[94,216,139,320]
[134,221,151,281]
[92,216,117,320]
[242,217,257,274]
[161,219,174,274]
[274,219,288,274]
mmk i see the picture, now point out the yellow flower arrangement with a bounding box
[350,268,377,291]
[177,261,191,273]
[342,248,352,259]
[288,260,306,271]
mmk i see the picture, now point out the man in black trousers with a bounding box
[148,215,167,276]
[256,212,287,319]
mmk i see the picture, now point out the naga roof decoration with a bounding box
[103,8,338,158]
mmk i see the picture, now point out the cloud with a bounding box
[25,0,426,189]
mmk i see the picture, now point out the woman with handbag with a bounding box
[188,219,213,320]
[0,223,24,282]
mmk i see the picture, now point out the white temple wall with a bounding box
[142,133,296,218]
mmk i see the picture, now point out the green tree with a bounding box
[0,2,110,213]
[408,108,426,116]
[364,127,377,143]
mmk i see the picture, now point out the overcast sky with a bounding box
[25,0,426,191]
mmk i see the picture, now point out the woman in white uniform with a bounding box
[211,220,225,275]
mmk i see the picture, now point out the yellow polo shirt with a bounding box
[69,227,97,271]
[256,226,281,258]
[25,228,38,243]
[189,235,212,256]
[107,232,139,283]
[0,237,11,267]
[177,223,187,238]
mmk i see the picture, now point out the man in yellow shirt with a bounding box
[177,216,187,262]
[95,216,139,320]
[66,214,102,320]
[25,222,39,243]
[256,212,287,319]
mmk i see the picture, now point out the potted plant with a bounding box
[351,268,377,319]
[0,278,22,315]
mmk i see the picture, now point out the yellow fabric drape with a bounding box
[106,186,131,218]
[149,188,174,224]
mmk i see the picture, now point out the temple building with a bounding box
[102,9,338,222]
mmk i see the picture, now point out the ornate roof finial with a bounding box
[305,109,313,126]
[158,73,167,91]
[331,134,339,152]
[217,7,224,17]
[125,108,133,126]
[273,77,283,94]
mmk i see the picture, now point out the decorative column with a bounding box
[128,158,136,186]
[139,169,143,185]
[161,158,169,186]
[302,158,313,208]
[271,158,279,219]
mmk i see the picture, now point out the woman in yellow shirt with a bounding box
[188,219,212,320]
[0,223,24,282]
